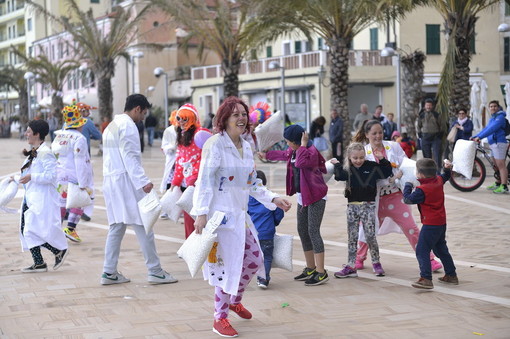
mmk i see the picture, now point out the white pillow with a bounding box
[137,190,162,234]
[452,140,476,179]
[176,186,195,218]
[398,157,419,190]
[65,183,92,209]
[272,233,293,271]
[177,211,225,277]
[0,178,18,207]
[322,160,335,183]
[160,188,183,222]
[254,111,284,152]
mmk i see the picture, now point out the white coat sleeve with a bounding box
[248,169,278,210]
[120,123,150,190]
[31,150,57,185]
[74,137,91,188]
[161,127,177,155]
[191,138,220,216]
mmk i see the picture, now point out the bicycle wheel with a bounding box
[449,156,486,192]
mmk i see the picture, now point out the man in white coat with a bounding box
[101,94,177,285]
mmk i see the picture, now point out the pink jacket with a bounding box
[267,145,328,206]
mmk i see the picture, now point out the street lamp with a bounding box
[24,71,35,120]
[268,61,285,118]
[498,23,510,32]
[381,46,402,131]
[131,51,144,94]
[154,67,169,128]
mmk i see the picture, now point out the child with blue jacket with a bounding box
[248,170,284,289]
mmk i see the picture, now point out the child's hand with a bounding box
[373,148,385,160]
[301,132,309,147]
[330,158,339,165]
[395,170,403,179]
[443,159,453,169]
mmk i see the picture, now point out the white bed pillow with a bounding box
[176,186,195,217]
[0,178,18,207]
[160,188,183,222]
[137,190,162,234]
[254,111,284,152]
[452,140,476,179]
[398,157,419,190]
[65,183,92,209]
[272,233,293,272]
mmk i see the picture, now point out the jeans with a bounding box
[147,127,155,146]
[259,239,274,281]
[416,224,456,280]
[421,133,442,171]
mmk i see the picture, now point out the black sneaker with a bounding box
[294,267,316,281]
[81,213,91,222]
[21,263,48,273]
[304,270,329,286]
[54,249,69,270]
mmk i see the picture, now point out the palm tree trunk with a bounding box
[222,57,241,98]
[450,31,472,116]
[329,37,351,148]
[97,74,113,119]
[19,87,29,125]
[401,50,426,139]
[51,93,64,123]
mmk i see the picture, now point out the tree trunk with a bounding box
[328,37,351,149]
[222,56,241,98]
[18,87,29,125]
[51,93,64,123]
[401,50,426,139]
[450,26,473,117]
[97,73,113,119]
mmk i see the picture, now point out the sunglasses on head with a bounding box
[176,115,187,122]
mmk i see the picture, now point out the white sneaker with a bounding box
[159,213,169,220]
[148,270,178,284]
[101,271,130,285]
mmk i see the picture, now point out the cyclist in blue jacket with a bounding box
[472,100,509,194]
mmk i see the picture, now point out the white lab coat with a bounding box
[159,125,177,193]
[360,141,406,240]
[51,129,93,207]
[19,143,67,251]
[191,133,278,295]
[102,114,150,226]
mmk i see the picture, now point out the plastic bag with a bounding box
[65,183,92,209]
[452,140,476,179]
[137,190,162,234]
[272,233,293,271]
[0,177,18,207]
[176,186,195,217]
[254,111,284,151]
[177,211,226,277]
[160,188,183,222]
[313,137,329,152]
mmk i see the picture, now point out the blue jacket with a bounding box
[450,118,473,141]
[81,118,102,151]
[473,110,508,144]
[248,196,284,240]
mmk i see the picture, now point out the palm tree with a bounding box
[26,0,152,119]
[12,48,79,119]
[401,50,426,139]
[152,0,254,98]
[430,0,499,131]
[0,66,29,125]
[246,0,408,146]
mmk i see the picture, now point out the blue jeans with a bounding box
[421,133,442,172]
[259,239,274,281]
[147,127,155,146]
[416,224,456,280]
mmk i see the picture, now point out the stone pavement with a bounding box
[0,137,509,339]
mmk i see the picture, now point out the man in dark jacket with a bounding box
[329,109,343,161]
[417,98,442,171]
[144,112,158,147]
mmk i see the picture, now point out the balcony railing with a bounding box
[192,50,392,81]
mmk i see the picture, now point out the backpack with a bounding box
[505,119,510,136]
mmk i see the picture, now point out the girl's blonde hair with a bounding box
[343,142,366,170]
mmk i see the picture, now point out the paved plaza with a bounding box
[0,137,509,338]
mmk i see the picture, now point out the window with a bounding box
[318,37,323,50]
[370,28,378,50]
[266,46,272,58]
[426,24,441,55]
[294,41,301,54]
[28,46,32,57]
[283,41,291,55]
[506,2,510,16]
[27,18,32,32]
[59,43,63,58]
[91,0,99,3]
[504,37,510,72]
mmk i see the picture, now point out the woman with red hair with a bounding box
[192,97,291,337]
[171,104,205,238]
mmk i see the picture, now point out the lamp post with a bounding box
[381,47,401,131]
[154,67,169,128]
[268,61,285,118]
[131,51,144,94]
[24,71,35,120]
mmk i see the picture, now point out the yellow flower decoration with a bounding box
[367,150,372,154]
[385,145,390,150]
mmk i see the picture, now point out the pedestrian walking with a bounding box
[101,94,177,285]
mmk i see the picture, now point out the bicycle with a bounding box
[259,140,288,163]
[449,139,510,192]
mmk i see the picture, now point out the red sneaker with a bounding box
[229,303,252,319]
[213,318,238,338]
